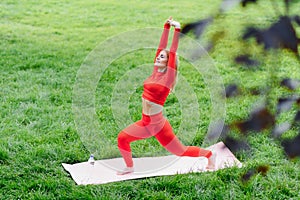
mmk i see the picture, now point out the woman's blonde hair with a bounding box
[162,49,179,92]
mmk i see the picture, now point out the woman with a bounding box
[117,17,216,175]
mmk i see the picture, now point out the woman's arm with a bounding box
[155,17,172,60]
[152,18,172,74]
[155,22,171,59]
[166,21,180,87]
[168,26,180,68]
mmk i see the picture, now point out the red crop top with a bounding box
[142,24,180,106]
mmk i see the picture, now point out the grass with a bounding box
[1,0,300,199]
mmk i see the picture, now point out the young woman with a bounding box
[117,17,216,175]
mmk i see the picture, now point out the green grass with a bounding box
[1,0,300,199]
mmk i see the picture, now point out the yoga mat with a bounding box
[62,142,242,185]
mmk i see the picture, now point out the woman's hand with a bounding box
[165,16,173,25]
[171,20,180,29]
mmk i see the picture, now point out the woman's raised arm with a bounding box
[155,17,172,59]
[169,20,180,59]
[166,20,181,87]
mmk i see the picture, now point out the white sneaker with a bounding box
[207,151,217,170]
[117,167,134,175]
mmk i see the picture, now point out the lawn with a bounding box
[1,0,300,199]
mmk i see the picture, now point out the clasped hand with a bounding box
[166,16,180,29]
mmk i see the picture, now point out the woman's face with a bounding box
[155,50,168,67]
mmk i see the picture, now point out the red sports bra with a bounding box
[142,24,180,106]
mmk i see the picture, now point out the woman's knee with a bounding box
[117,131,129,146]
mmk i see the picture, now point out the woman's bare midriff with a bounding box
[142,98,163,115]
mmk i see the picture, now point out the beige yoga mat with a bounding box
[62,142,242,185]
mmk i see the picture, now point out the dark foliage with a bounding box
[276,97,297,114]
[224,84,239,98]
[292,15,300,26]
[243,16,299,57]
[234,54,260,67]
[280,78,300,90]
[183,0,300,184]
[294,110,300,123]
[281,133,300,158]
[234,107,275,133]
[223,136,251,153]
[241,0,258,7]
[241,168,256,182]
[241,165,270,183]
[181,17,213,39]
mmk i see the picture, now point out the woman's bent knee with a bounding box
[117,132,128,146]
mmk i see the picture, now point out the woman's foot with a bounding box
[116,167,134,175]
[206,151,217,170]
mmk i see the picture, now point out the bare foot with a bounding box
[116,167,134,175]
[206,151,217,170]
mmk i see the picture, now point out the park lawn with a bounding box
[1,0,300,199]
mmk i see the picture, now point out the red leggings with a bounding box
[117,112,212,167]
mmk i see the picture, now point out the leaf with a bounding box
[223,136,251,153]
[224,84,239,98]
[241,168,256,182]
[256,165,270,176]
[241,0,258,7]
[235,54,260,67]
[280,78,300,90]
[294,110,300,123]
[243,16,299,56]
[276,97,296,114]
[235,107,275,133]
[241,164,269,183]
[243,27,260,40]
[281,133,300,159]
[292,15,300,26]
[181,17,213,39]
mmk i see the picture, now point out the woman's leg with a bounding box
[117,120,151,167]
[154,120,212,158]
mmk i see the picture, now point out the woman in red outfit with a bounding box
[117,17,216,175]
